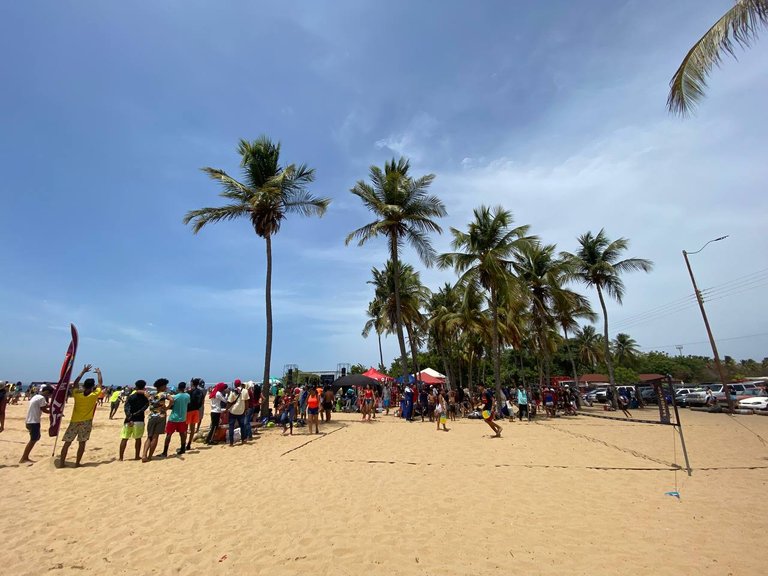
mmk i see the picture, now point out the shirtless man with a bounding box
[322,386,334,422]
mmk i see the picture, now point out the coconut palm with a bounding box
[573,325,604,370]
[552,286,597,389]
[362,299,389,371]
[668,1,768,115]
[512,241,573,388]
[368,260,430,379]
[612,333,640,367]
[427,283,461,388]
[438,205,533,409]
[346,158,446,383]
[446,280,488,392]
[563,230,652,407]
[184,136,330,415]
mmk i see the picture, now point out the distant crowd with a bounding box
[1,365,606,466]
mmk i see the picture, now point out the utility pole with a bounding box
[675,345,683,357]
[682,236,733,411]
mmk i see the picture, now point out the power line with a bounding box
[701,267,768,294]
[639,332,768,350]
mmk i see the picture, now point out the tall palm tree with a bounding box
[668,1,768,115]
[346,158,446,383]
[563,230,652,407]
[573,325,604,370]
[552,286,597,389]
[612,333,640,367]
[446,280,488,392]
[438,205,533,409]
[184,136,330,415]
[362,299,388,371]
[512,241,572,389]
[427,283,461,388]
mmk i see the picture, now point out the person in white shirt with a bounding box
[205,383,228,445]
[20,385,53,463]
[227,379,248,446]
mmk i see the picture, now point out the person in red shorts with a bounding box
[161,382,190,457]
[184,378,205,450]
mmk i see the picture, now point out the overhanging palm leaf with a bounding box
[668,0,768,115]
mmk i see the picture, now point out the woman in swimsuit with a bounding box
[306,388,320,434]
[362,383,374,421]
[435,392,449,431]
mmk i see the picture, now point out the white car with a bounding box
[738,396,768,411]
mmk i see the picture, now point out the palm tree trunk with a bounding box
[260,234,274,418]
[562,325,581,409]
[390,237,410,386]
[377,331,385,371]
[440,341,452,391]
[596,285,617,409]
[406,324,420,385]
[490,287,503,412]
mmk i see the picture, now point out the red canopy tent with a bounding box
[362,368,393,381]
[416,371,445,386]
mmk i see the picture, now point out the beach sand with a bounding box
[1,402,766,575]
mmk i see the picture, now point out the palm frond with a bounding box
[182,204,251,233]
[668,0,768,115]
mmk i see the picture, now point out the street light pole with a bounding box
[682,235,733,411]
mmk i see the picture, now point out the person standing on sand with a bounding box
[58,365,103,468]
[227,380,248,446]
[142,378,169,462]
[382,384,391,416]
[184,379,205,450]
[403,384,415,421]
[480,384,502,438]
[20,384,52,463]
[516,385,529,421]
[109,387,123,419]
[322,386,334,422]
[242,381,259,441]
[435,391,449,432]
[119,380,149,461]
[205,383,228,445]
[306,387,320,434]
[280,386,297,435]
[0,381,9,433]
[162,382,190,457]
[362,383,374,422]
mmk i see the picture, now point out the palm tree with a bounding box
[184,136,330,415]
[368,260,430,380]
[446,280,488,392]
[438,205,533,409]
[427,283,461,389]
[362,299,388,371]
[552,286,597,390]
[573,325,604,370]
[563,230,652,407]
[612,333,640,367]
[668,1,768,115]
[512,241,572,388]
[346,158,446,383]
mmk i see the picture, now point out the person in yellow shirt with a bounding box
[57,364,102,468]
[108,387,123,420]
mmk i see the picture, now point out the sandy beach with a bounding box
[1,402,766,576]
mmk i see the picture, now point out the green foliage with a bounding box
[612,366,638,385]
[350,363,367,375]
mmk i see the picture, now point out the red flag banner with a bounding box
[48,324,79,437]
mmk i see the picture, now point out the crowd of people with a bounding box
[2,365,600,466]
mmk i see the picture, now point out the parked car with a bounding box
[674,388,704,407]
[638,387,658,404]
[738,396,768,411]
[584,389,604,405]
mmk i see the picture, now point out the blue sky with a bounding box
[1,1,766,384]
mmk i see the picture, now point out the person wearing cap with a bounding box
[141,378,170,462]
[227,380,248,446]
[19,384,53,463]
[205,383,228,445]
[119,380,149,461]
[58,364,103,468]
